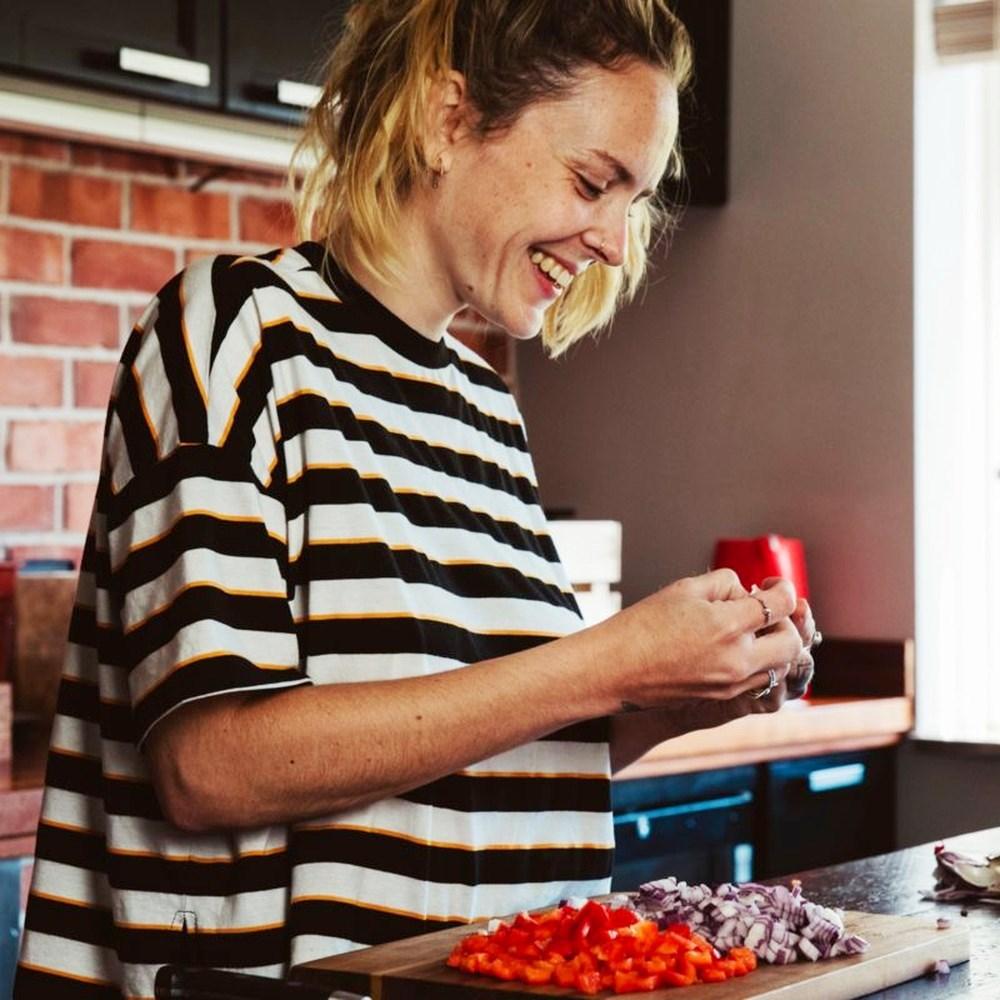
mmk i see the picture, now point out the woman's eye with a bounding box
[576,175,604,200]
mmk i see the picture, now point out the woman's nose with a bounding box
[584,207,628,267]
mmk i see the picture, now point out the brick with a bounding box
[0,132,70,163]
[131,183,231,239]
[0,227,65,284]
[71,144,180,178]
[64,482,98,533]
[5,545,82,569]
[0,354,63,406]
[7,420,104,473]
[0,485,55,531]
[9,166,122,229]
[214,166,286,188]
[127,304,149,329]
[11,296,120,348]
[238,196,297,246]
[71,239,175,293]
[74,359,118,409]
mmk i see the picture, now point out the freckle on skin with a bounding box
[416,714,423,721]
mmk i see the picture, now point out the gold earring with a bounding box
[431,155,445,189]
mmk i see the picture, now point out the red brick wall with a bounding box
[0,128,511,567]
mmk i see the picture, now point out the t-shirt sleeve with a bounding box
[102,256,309,749]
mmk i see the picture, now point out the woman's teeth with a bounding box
[530,251,572,291]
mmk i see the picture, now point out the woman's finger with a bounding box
[731,579,797,636]
[681,567,750,602]
[736,661,791,699]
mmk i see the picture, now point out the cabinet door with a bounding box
[758,749,896,879]
[664,0,731,206]
[0,1,222,108]
[225,0,350,123]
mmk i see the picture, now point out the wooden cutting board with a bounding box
[293,910,970,1000]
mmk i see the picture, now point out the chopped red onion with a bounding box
[633,876,870,964]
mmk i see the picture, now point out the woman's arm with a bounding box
[146,572,802,831]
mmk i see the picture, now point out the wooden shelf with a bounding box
[615,696,913,781]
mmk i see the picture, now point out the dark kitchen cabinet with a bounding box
[666,0,731,206]
[611,748,896,888]
[611,766,757,890]
[0,1,223,109]
[224,0,348,123]
[757,749,896,879]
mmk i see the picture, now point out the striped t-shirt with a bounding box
[15,242,614,1000]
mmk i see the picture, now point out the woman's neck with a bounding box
[344,205,460,343]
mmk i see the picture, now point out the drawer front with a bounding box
[224,0,349,122]
[1,1,222,108]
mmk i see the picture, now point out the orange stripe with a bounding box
[290,609,559,638]
[218,338,264,447]
[39,817,102,836]
[114,916,285,934]
[30,889,106,910]
[296,537,568,591]
[293,821,612,854]
[110,843,286,863]
[17,961,116,988]
[123,580,286,635]
[290,892,466,925]
[117,509,282,570]
[137,649,296,700]
[130,362,161,459]
[178,276,209,408]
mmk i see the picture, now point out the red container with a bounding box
[0,562,15,683]
[711,535,809,600]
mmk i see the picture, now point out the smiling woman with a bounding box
[13,4,817,1000]
[292,0,691,355]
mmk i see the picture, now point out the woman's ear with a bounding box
[428,70,472,175]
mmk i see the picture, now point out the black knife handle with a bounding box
[154,965,369,1000]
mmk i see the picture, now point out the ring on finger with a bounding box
[750,592,773,629]
[811,628,823,649]
[749,667,778,700]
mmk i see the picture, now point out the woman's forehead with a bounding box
[520,62,678,183]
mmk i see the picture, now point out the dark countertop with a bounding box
[776,826,1000,999]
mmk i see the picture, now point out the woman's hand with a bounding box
[594,569,804,713]
[761,576,818,701]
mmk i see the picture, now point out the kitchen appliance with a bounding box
[711,534,810,599]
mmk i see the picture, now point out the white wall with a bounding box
[519,0,915,640]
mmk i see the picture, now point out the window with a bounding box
[914,0,1000,740]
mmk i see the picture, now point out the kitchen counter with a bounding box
[615,695,913,780]
[772,826,1000,998]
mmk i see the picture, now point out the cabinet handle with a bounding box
[614,790,753,840]
[118,47,211,88]
[276,80,323,109]
[806,762,866,793]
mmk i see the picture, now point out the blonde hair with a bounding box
[291,0,693,357]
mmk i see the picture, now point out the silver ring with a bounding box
[750,668,778,700]
[811,628,823,649]
[750,593,773,629]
